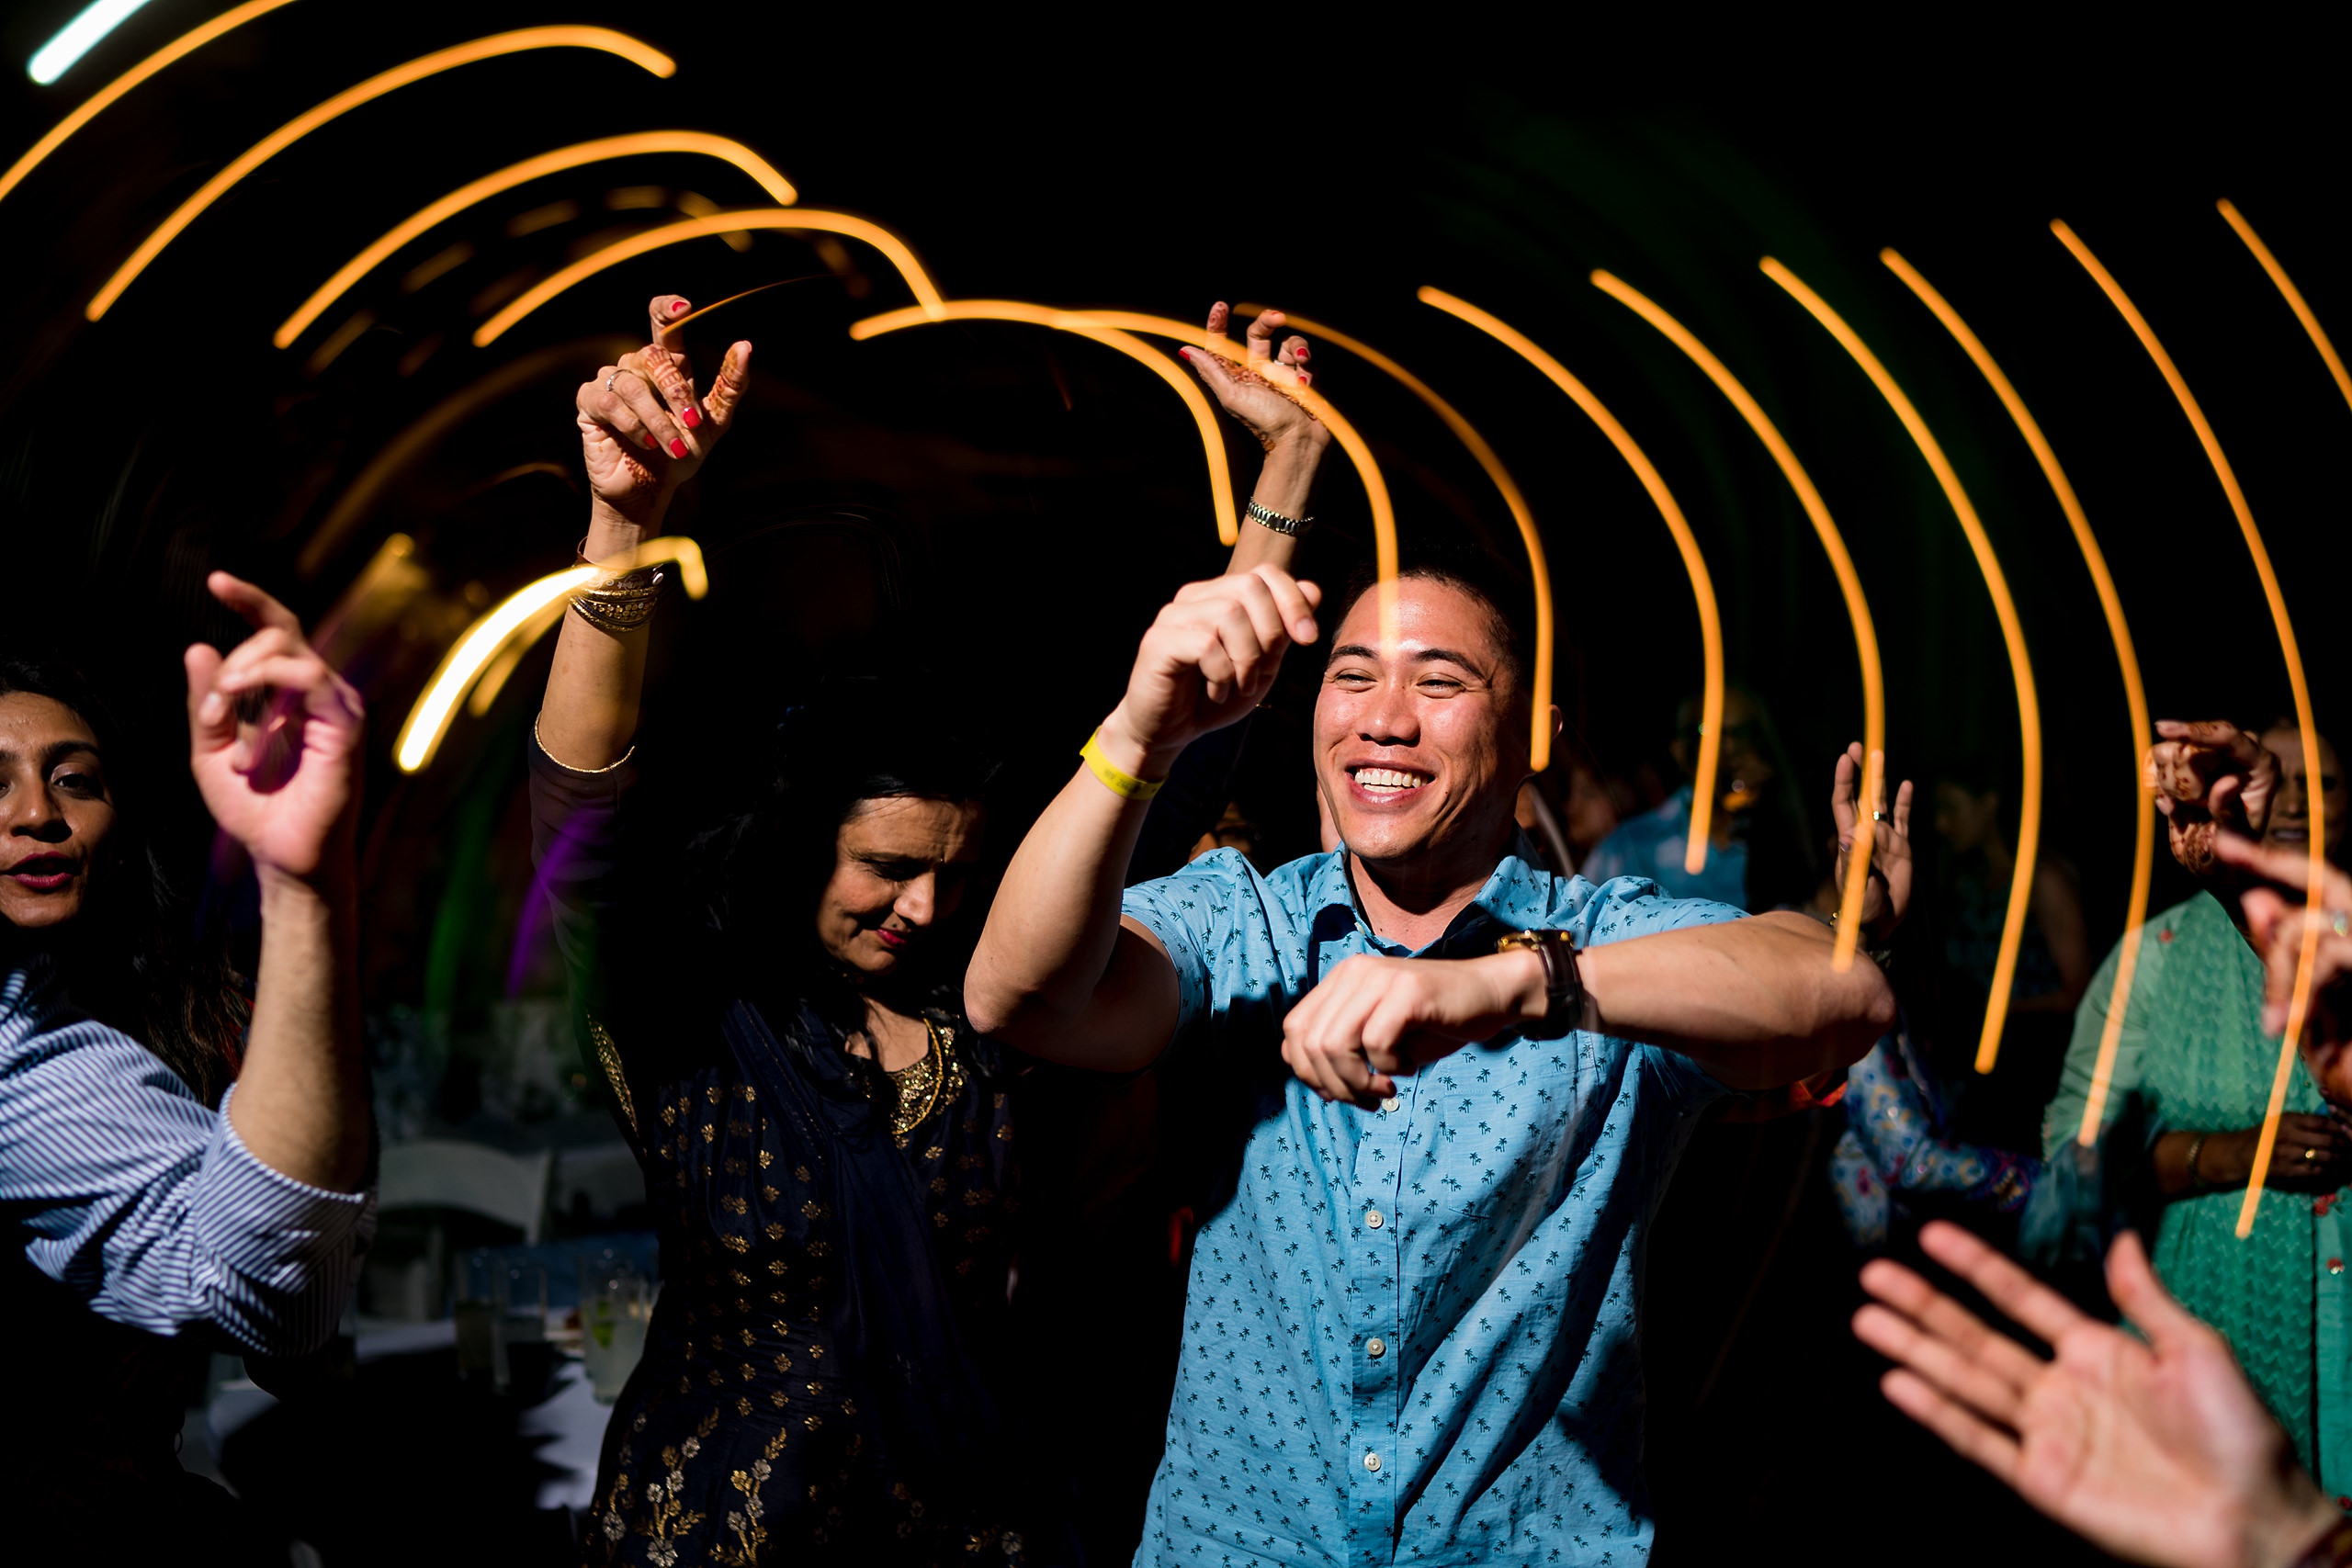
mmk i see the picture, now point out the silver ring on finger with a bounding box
[605,369,628,395]
[1871,810,1886,822]
[2331,908,2351,938]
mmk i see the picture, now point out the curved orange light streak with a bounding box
[1058,310,1399,646]
[1764,257,2043,1069]
[2052,220,2327,1239]
[473,209,945,345]
[85,27,676,320]
[1413,286,1718,845]
[849,300,1235,547]
[1592,269,1885,966]
[0,0,299,209]
[394,536,708,773]
[1227,301,1558,773]
[2219,201,2352,419]
[275,133,797,348]
[1878,250,2155,1133]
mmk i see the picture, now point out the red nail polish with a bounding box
[668,438,688,458]
[643,435,656,449]
[671,300,688,314]
[1178,348,1192,360]
[680,406,702,428]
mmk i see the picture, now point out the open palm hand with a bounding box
[1855,1221,2337,1568]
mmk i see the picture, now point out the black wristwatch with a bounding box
[1495,929,1585,1038]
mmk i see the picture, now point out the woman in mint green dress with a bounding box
[2044,719,2352,1500]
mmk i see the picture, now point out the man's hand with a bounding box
[1093,566,1322,779]
[1280,950,1550,1109]
[2219,832,2352,1086]
[1854,1221,2339,1568]
[1180,303,1332,459]
[575,294,753,531]
[1831,743,1914,945]
[184,574,362,888]
[2146,720,2278,876]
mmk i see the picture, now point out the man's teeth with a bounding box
[1357,768,1428,790]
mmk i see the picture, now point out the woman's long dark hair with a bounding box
[0,659,246,1105]
[686,671,999,1042]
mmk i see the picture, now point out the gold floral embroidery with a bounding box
[585,1016,638,1137]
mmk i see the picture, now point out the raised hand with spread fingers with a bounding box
[1180,302,1334,576]
[1855,1220,2344,1568]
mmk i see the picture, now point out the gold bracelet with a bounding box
[1080,730,1165,801]
[535,716,636,774]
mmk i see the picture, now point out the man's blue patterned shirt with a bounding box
[1121,836,1743,1566]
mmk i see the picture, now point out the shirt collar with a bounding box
[1313,829,1561,958]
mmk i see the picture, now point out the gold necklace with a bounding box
[876,1016,962,1137]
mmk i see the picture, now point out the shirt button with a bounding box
[1364,1209,1385,1230]
[2331,1258,2345,1276]
[1366,1337,1386,1359]
[1380,1097,1400,1114]
[1363,1450,1382,1473]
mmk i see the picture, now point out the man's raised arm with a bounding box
[964,567,1321,1069]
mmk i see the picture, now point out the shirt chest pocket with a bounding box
[1404,1039,1587,1221]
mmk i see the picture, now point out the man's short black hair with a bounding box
[1328,547,1536,700]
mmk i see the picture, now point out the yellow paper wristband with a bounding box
[1080,730,1166,801]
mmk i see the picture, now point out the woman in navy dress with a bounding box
[531,291,1329,1563]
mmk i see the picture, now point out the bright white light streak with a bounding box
[28,0,150,85]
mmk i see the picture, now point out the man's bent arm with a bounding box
[964,737,1182,1071]
[1582,910,1894,1089]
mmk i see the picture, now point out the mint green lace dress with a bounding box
[2045,891,2352,1500]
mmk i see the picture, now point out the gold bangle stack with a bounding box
[569,540,665,633]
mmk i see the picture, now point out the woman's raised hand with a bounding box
[2145,720,2278,876]
[184,573,363,887]
[1831,743,1914,946]
[576,294,753,530]
[1179,303,1333,459]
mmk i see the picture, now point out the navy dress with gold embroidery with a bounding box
[528,739,1048,1566]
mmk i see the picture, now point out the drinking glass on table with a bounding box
[579,1250,650,1404]
[455,1249,500,1384]
[503,1259,553,1398]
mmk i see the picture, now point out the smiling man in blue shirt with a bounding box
[969,556,1899,1565]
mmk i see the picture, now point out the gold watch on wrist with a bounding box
[1495,929,1584,1039]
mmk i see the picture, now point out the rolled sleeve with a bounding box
[1120,848,1301,1054]
[2,977,374,1355]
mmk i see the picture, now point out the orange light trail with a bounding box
[854,304,1402,642]
[1413,286,1719,847]
[473,209,945,345]
[2219,201,2352,420]
[2052,220,2326,1239]
[1232,300,1559,773]
[1878,250,2154,1133]
[275,132,797,348]
[1062,310,1400,646]
[394,536,708,773]
[849,300,1234,546]
[0,0,300,210]
[1592,268,1885,968]
[1764,257,2042,1068]
[85,27,675,321]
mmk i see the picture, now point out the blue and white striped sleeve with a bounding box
[0,976,374,1354]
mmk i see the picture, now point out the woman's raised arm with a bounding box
[1181,302,1332,580]
[537,294,752,770]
